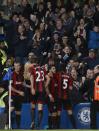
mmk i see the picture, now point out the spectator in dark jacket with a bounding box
[93,3,99,26]
[83,49,99,69]
[14,24,28,63]
[80,69,94,102]
[17,0,32,19]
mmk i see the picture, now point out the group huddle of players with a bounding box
[11,53,77,129]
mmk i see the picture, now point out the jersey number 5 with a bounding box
[63,79,68,89]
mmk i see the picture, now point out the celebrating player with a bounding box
[29,58,47,129]
[56,67,76,129]
[45,65,59,129]
[11,61,24,128]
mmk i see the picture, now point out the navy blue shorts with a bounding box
[11,95,24,111]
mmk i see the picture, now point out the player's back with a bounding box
[56,72,73,100]
[33,66,46,93]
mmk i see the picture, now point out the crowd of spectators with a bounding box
[0,0,99,129]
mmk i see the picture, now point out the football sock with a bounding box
[31,109,35,124]
[38,110,43,128]
[16,114,21,128]
[57,115,60,129]
[11,111,15,128]
[69,114,76,129]
[52,116,57,129]
[31,109,35,128]
[48,115,52,129]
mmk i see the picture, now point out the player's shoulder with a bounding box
[62,72,70,78]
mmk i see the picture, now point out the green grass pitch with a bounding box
[0,129,99,131]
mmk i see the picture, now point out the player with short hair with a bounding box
[24,52,38,102]
[29,59,47,129]
[56,67,76,129]
[11,61,24,128]
[45,65,59,129]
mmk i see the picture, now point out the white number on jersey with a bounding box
[63,79,68,89]
[36,71,44,82]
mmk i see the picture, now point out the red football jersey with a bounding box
[30,65,47,92]
[11,71,24,96]
[48,73,58,98]
[56,72,73,100]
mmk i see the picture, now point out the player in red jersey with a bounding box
[56,68,76,129]
[29,61,47,129]
[11,61,24,128]
[45,65,59,129]
[24,52,38,103]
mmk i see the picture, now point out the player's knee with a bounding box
[57,111,61,116]
[38,104,43,111]
[31,103,35,109]
[15,111,21,115]
[52,112,57,117]
[67,110,72,115]
[11,106,15,112]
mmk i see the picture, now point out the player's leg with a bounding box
[30,94,36,129]
[14,96,23,128]
[57,98,62,129]
[48,112,53,129]
[90,101,97,129]
[50,101,58,129]
[10,107,15,129]
[57,111,61,129]
[51,112,57,129]
[12,96,21,128]
[15,111,21,128]
[67,110,76,128]
[64,100,76,129]
[31,103,36,129]
[10,97,15,129]
[47,100,53,129]
[47,97,58,129]
[37,92,45,129]
[37,103,43,128]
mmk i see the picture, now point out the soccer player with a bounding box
[56,67,76,129]
[11,61,24,128]
[29,60,47,129]
[24,52,37,102]
[45,65,58,129]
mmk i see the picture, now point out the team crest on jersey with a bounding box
[77,107,90,125]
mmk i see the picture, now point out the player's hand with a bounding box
[19,91,24,96]
[50,96,54,102]
[49,94,54,102]
[31,89,35,95]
